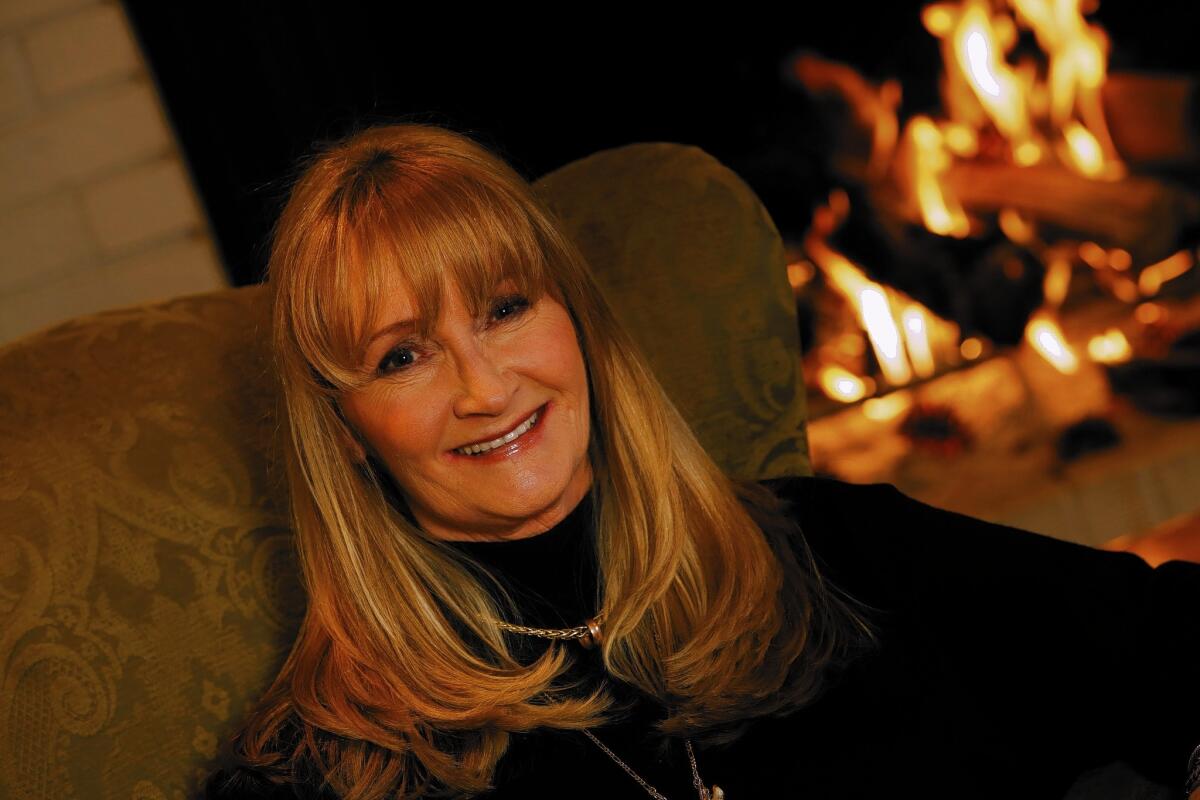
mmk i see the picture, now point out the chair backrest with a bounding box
[0,142,809,799]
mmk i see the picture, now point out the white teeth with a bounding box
[455,410,539,456]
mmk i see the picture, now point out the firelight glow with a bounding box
[1087,328,1131,364]
[964,30,1001,97]
[1062,122,1104,178]
[1025,314,1080,374]
[819,364,869,403]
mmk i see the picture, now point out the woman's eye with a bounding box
[377,344,419,375]
[491,294,531,322]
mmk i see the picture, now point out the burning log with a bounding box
[944,161,1200,264]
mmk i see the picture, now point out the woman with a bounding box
[205,123,1200,799]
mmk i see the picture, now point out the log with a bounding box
[1103,72,1200,166]
[944,161,1200,264]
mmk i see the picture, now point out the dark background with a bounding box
[122,2,1199,286]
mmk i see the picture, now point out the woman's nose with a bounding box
[451,341,515,418]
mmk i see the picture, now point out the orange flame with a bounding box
[819,364,870,403]
[951,1,1035,154]
[1025,312,1080,373]
[905,115,970,237]
[1087,327,1132,364]
[863,390,915,421]
[998,207,1036,244]
[1061,121,1105,177]
[1138,250,1194,296]
[901,305,938,378]
[806,207,961,387]
[1043,247,1073,307]
[1009,0,1124,178]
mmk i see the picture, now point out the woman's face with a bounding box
[338,278,594,542]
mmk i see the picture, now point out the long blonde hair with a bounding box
[227,122,872,799]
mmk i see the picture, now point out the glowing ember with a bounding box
[1043,248,1073,308]
[1087,328,1132,364]
[1111,277,1140,304]
[1061,121,1105,178]
[1078,241,1107,269]
[1109,248,1132,271]
[922,3,956,36]
[819,364,870,403]
[998,207,1036,244]
[941,121,979,157]
[1138,250,1194,296]
[1134,302,1164,325]
[1025,312,1080,374]
[862,390,915,421]
[787,259,817,290]
[960,337,984,359]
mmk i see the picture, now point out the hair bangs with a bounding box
[333,169,560,377]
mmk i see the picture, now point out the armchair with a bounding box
[0,142,810,798]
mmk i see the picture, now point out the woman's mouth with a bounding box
[452,404,547,457]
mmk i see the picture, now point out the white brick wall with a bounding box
[0,0,228,345]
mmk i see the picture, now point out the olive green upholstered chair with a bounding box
[0,143,810,800]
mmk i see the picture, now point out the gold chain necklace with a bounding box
[493,612,606,647]
[581,730,724,800]
[493,613,726,799]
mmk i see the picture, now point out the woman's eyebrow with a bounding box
[367,318,420,347]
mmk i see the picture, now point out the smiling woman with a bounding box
[200,122,1200,800]
[203,122,872,800]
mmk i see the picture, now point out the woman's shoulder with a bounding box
[751,473,1171,611]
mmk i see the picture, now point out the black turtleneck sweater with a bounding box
[444,488,706,799]
[203,476,1200,799]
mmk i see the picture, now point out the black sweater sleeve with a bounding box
[768,475,1200,792]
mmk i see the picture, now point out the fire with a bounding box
[1061,121,1105,178]
[861,287,914,385]
[1025,312,1080,373]
[819,364,870,403]
[787,259,817,290]
[806,195,963,388]
[1087,328,1132,364]
[1010,0,1123,178]
[1138,250,1194,296]
[797,2,1165,412]
[901,305,937,378]
[947,1,1036,156]
[905,116,970,237]
[863,390,915,421]
[1134,302,1164,325]
[1043,246,1073,307]
[808,234,916,385]
[998,207,1036,244]
[909,0,1121,218]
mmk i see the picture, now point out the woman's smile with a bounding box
[449,402,549,459]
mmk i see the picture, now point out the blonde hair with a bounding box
[226,122,873,799]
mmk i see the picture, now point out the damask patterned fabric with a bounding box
[536,143,811,480]
[0,143,810,799]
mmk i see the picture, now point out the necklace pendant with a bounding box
[710,785,725,800]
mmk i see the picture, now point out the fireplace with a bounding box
[783,0,1200,547]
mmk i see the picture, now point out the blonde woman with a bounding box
[204,123,1200,800]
